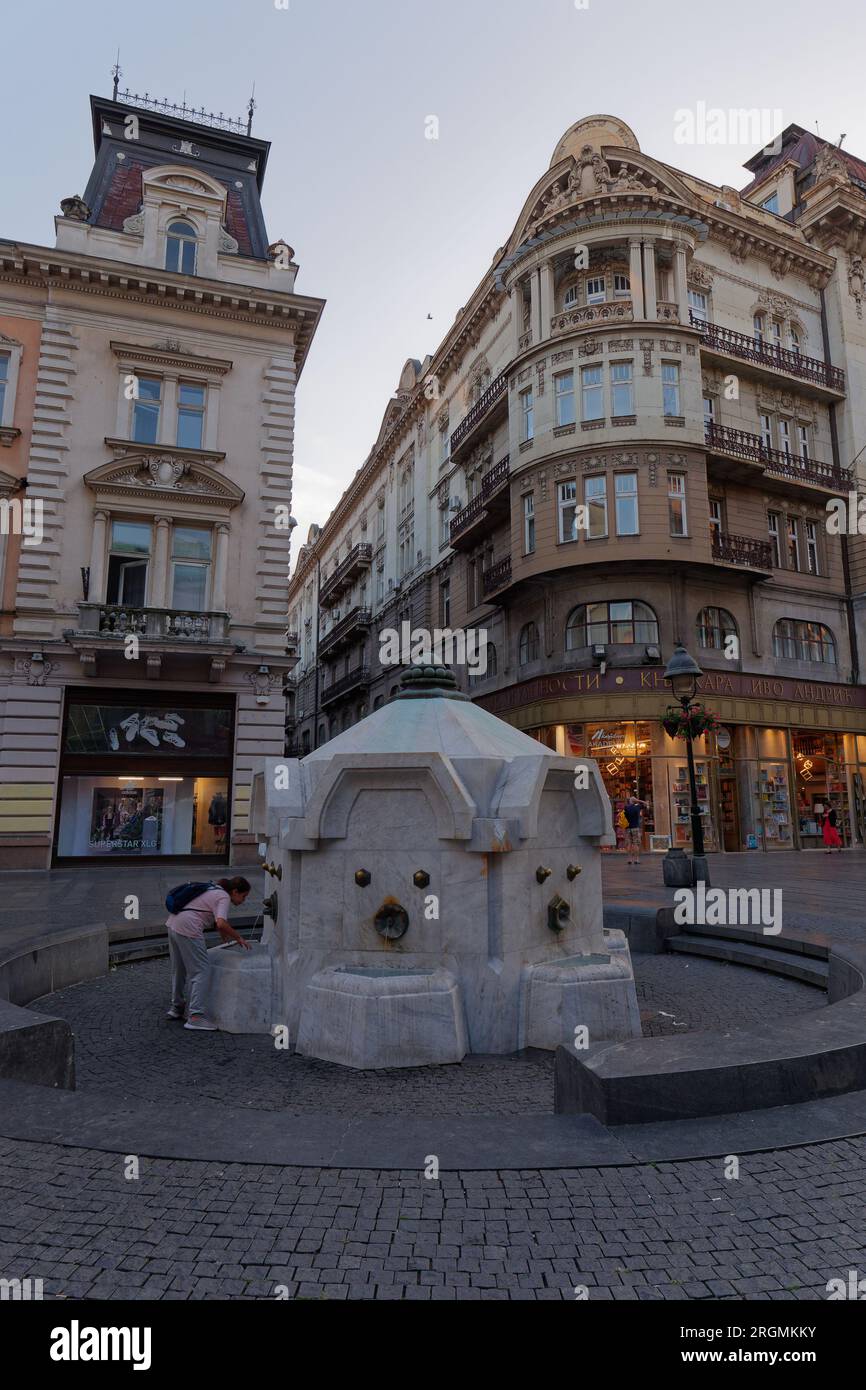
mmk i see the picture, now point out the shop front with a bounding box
[55,688,235,862]
[478,668,866,854]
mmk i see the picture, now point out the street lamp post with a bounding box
[664,644,711,886]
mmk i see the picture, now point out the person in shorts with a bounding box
[623,795,647,865]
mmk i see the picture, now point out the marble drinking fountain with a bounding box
[208,665,641,1068]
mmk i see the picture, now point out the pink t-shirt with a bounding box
[167,887,230,940]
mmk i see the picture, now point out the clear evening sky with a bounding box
[1,0,861,563]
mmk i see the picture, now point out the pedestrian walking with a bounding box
[823,807,843,853]
[622,795,647,865]
[165,876,252,1031]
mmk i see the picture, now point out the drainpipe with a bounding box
[820,287,860,685]
[312,552,321,749]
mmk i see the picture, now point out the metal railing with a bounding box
[712,533,774,569]
[704,423,851,488]
[482,556,512,596]
[319,543,373,605]
[692,313,845,392]
[450,371,508,453]
[318,606,372,657]
[321,665,370,706]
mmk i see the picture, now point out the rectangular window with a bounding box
[688,290,708,323]
[439,423,450,467]
[132,377,162,444]
[798,424,810,459]
[581,365,604,422]
[377,505,385,539]
[610,361,634,417]
[668,473,687,536]
[558,480,578,543]
[709,498,723,543]
[703,396,715,426]
[171,526,212,609]
[614,473,639,535]
[106,520,151,606]
[520,387,534,441]
[0,353,8,422]
[376,569,384,605]
[768,512,781,567]
[760,413,773,450]
[523,493,535,554]
[778,419,791,456]
[613,273,630,299]
[787,516,800,571]
[585,475,608,539]
[585,276,606,304]
[662,362,680,417]
[176,383,206,450]
[761,190,780,213]
[805,521,819,576]
[439,507,450,547]
[441,579,451,627]
[554,371,575,426]
[771,320,783,348]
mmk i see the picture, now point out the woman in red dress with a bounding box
[823,807,843,852]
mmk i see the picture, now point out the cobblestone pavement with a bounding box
[1,1135,864,1300]
[33,953,820,1114]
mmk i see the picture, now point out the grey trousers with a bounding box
[168,930,211,1017]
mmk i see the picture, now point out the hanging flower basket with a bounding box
[661,703,718,740]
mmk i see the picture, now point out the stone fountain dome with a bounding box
[306,665,553,765]
[549,113,640,168]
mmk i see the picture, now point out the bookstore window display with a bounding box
[564,721,655,851]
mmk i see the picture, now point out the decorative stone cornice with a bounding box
[109,341,233,375]
[104,437,227,466]
[84,453,244,507]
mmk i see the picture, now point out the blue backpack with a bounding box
[165,881,217,914]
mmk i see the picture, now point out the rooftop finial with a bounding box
[247,83,257,137]
[111,49,122,102]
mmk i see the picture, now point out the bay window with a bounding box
[558,481,579,543]
[554,371,575,426]
[614,473,639,535]
[662,362,680,417]
[581,365,604,422]
[585,475,608,538]
[610,361,634,416]
[668,473,687,535]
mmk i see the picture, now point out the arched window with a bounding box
[373,695,384,710]
[518,623,540,666]
[165,220,197,275]
[470,642,497,683]
[566,600,659,649]
[772,619,836,665]
[390,684,400,698]
[696,606,738,652]
[317,724,326,745]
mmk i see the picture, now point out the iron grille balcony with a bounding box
[712,533,774,569]
[482,555,512,596]
[692,313,845,393]
[450,371,509,455]
[319,543,373,607]
[318,606,372,658]
[450,455,511,544]
[704,423,852,489]
[321,665,370,707]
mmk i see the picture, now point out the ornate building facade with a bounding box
[0,90,323,867]
[288,113,866,856]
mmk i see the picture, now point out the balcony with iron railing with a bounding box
[704,422,852,493]
[321,665,370,707]
[482,555,512,598]
[450,371,509,459]
[318,606,372,658]
[691,313,845,394]
[75,603,231,643]
[319,543,373,608]
[711,532,774,571]
[450,455,511,550]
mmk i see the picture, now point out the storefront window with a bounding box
[64,703,232,758]
[792,731,850,848]
[57,775,229,856]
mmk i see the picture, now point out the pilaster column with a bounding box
[509,282,523,359]
[642,240,657,321]
[150,517,171,608]
[90,511,109,601]
[629,240,645,320]
[539,260,554,341]
[673,240,690,324]
[212,522,230,612]
[529,271,540,346]
[159,378,177,446]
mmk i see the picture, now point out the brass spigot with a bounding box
[567,864,582,880]
[536,866,552,884]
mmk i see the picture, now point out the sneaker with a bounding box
[184,1016,218,1031]
[166,1006,185,1020]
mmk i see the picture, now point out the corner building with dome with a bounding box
[288,115,866,856]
